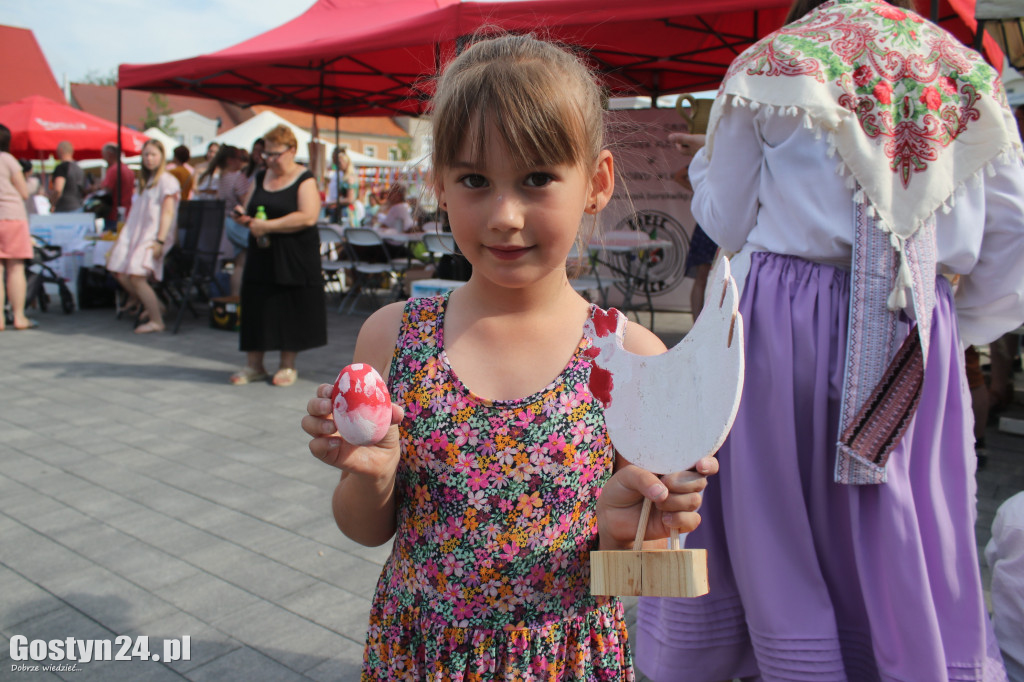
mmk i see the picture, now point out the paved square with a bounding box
[1,304,1020,680]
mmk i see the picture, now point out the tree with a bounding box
[141,93,177,137]
[82,69,117,86]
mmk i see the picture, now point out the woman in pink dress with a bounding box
[0,124,34,331]
[106,140,180,334]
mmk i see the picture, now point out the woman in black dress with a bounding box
[231,124,325,386]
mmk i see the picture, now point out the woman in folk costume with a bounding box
[637,0,1024,680]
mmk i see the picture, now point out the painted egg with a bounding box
[331,364,392,445]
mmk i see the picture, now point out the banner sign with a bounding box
[600,108,700,313]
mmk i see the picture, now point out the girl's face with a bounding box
[436,124,612,291]
[142,145,163,171]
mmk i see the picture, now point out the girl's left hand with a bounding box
[596,456,718,550]
[149,241,164,257]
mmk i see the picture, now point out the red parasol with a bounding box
[0,95,150,160]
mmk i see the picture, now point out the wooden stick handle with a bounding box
[633,497,652,552]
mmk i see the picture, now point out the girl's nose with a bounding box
[488,194,525,231]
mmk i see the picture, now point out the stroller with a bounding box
[24,235,75,315]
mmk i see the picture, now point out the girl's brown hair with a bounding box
[138,139,167,191]
[785,0,915,23]
[430,33,605,178]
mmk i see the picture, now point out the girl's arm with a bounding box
[247,177,322,237]
[303,301,406,546]
[148,192,178,259]
[595,319,719,550]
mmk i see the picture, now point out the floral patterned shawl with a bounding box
[706,0,1020,241]
[705,0,1021,484]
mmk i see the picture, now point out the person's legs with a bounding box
[7,260,31,328]
[230,249,246,298]
[279,350,297,371]
[229,351,269,385]
[130,274,165,333]
[273,351,299,386]
[113,271,141,312]
[0,259,6,330]
[965,346,989,467]
[689,263,712,319]
[989,333,1017,412]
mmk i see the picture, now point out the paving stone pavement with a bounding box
[1,304,1021,681]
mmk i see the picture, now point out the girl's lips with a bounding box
[487,245,532,260]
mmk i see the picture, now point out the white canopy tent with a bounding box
[191,110,406,168]
[143,127,180,153]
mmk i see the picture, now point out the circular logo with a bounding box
[610,210,690,296]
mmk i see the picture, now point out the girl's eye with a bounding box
[525,173,554,188]
[459,174,487,189]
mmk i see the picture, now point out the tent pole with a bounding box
[335,117,339,147]
[930,0,939,22]
[116,87,123,226]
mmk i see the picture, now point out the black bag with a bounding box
[76,266,117,309]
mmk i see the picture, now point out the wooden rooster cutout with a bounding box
[588,255,744,597]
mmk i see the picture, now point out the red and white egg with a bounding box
[331,364,392,445]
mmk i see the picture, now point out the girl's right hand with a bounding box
[302,383,405,478]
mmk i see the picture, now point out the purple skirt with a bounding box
[636,253,1005,682]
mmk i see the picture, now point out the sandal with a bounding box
[230,367,269,385]
[272,368,298,387]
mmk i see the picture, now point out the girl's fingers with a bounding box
[390,403,405,426]
[308,435,343,466]
[660,510,704,535]
[300,414,336,438]
[694,455,719,476]
[655,491,705,514]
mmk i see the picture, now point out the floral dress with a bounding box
[363,294,633,681]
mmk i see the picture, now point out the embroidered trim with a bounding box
[835,189,930,484]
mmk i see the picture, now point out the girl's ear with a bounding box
[434,178,446,211]
[585,150,614,215]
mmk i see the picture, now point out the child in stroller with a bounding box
[23,235,75,315]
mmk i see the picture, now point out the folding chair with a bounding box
[318,225,351,303]
[162,199,227,333]
[339,227,410,314]
[421,230,457,267]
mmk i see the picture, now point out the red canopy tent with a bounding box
[0,95,149,160]
[118,0,794,117]
[118,0,1002,119]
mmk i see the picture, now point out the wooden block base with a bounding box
[591,548,709,597]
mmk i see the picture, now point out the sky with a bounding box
[3,0,316,86]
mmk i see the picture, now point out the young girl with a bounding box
[106,139,180,334]
[301,34,717,680]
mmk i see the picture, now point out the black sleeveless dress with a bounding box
[240,169,326,352]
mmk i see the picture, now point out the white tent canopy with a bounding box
[143,127,180,153]
[976,0,1022,19]
[191,110,405,168]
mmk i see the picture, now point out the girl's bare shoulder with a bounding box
[354,301,407,376]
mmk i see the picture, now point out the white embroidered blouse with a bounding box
[689,104,1024,346]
